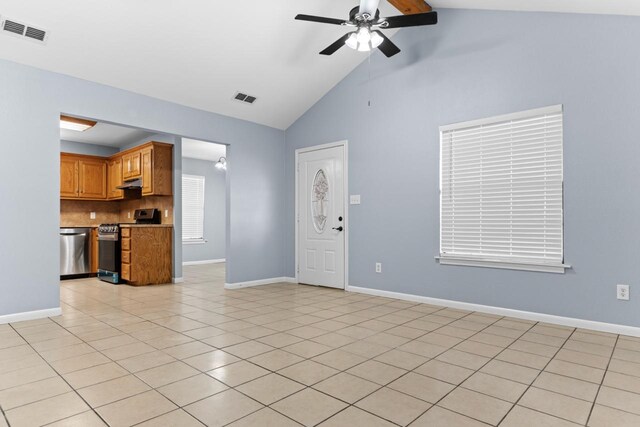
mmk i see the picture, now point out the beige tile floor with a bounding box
[1,264,640,426]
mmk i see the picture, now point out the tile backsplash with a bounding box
[120,196,174,224]
[61,196,173,227]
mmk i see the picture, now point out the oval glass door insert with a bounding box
[311,169,329,233]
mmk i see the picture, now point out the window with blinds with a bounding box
[182,175,205,242]
[439,105,566,273]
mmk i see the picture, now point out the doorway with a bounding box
[295,141,348,289]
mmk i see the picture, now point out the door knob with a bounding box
[332,226,343,232]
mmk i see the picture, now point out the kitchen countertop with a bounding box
[119,224,173,228]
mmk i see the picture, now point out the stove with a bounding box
[97,223,120,284]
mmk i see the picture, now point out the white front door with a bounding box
[297,144,345,289]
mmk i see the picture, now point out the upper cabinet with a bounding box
[79,159,107,199]
[60,154,107,200]
[140,143,173,196]
[122,151,142,180]
[107,157,124,200]
[60,156,79,198]
[60,141,173,201]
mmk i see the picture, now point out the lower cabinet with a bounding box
[90,228,99,274]
[121,227,172,285]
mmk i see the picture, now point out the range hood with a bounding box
[117,178,142,190]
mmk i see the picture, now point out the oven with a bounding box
[97,224,120,284]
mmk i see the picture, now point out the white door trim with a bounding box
[295,140,349,290]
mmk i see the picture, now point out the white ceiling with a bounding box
[60,121,154,147]
[429,0,640,16]
[182,138,226,161]
[3,1,639,131]
[0,0,398,130]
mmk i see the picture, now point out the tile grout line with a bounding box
[77,284,548,425]
[23,271,639,427]
[0,404,11,427]
[397,315,539,426]
[7,322,111,427]
[585,334,620,426]
[494,327,578,426]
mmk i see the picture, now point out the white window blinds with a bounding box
[182,175,205,242]
[439,105,565,273]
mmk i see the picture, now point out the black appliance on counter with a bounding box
[134,208,161,224]
[97,224,120,284]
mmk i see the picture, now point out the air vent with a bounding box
[25,26,46,41]
[1,17,47,43]
[3,20,25,35]
[233,92,258,105]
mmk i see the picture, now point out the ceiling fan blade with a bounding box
[295,14,346,25]
[387,0,432,14]
[381,11,437,28]
[359,0,381,17]
[319,33,351,56]
[373,31,401,57]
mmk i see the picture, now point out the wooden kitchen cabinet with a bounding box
[60,153,107,200]
[79,159,107,199]
[60,141,172,201]
[90,228,99,274]
[121,226,172,285]
[141,143,173,196]
[107,157,124,200]
[60,156,79,198]
[122,151,142,180]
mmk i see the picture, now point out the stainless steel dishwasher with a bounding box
[60,227,91,278]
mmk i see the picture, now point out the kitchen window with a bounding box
[182,174,205,243]
[438,105,568,273]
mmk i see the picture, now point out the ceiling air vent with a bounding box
[3,19,25,36]
[1,17,48,43]
[233,92,258,105]
[25,26,46,42]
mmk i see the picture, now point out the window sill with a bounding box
[183,239,207,245]
[435,256,570,274]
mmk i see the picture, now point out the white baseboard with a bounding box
[172,277,184,284]
[0,307,62,325]
[348,286,640,338]
[183,259,225,266]
[225,277,296,290]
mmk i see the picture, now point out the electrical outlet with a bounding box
[127,211,131,219]
[165,209,169,218]
[89,212,96,219]
[617,284,630,301]
[375,263,382,273]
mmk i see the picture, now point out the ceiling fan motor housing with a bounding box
[349,6,380,23]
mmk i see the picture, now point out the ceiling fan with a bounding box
[295,0,437,58]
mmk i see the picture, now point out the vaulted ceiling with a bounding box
[1,1,638,130]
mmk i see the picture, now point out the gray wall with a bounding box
[0,58,285,317]
[60,140,119,156]
[285,9,640,327]
[182,157,227,262]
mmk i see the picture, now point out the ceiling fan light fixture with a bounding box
[345,27,375,52]
[345,32,358,49]
[370,31,383,49]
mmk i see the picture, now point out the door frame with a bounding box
[295,140,349,290]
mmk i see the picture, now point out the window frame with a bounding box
[437,105,570,274]
[182,174,206,244]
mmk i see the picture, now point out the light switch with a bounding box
[90,212,96,219]
[350,195,361,205]
[164,209,169,218]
